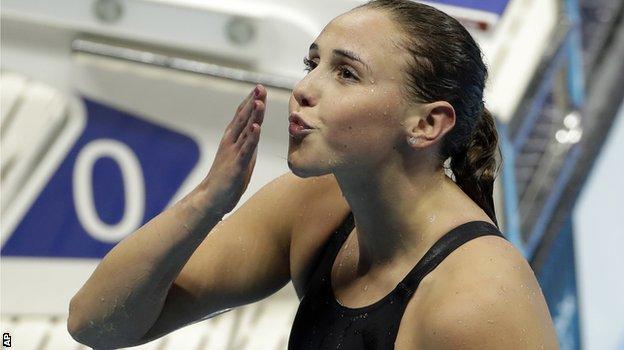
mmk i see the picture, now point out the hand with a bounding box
[201,84,266,215]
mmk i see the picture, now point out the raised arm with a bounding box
[67,85,301,348]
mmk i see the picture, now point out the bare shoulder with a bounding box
[413,235,560,349]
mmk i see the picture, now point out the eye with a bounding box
[337,66,358,81]
[303,57,316,73]
[302,56,359,81]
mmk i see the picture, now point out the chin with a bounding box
[287,158,331,178]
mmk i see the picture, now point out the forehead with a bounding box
[314,8,408,73]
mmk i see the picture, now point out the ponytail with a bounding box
[449,107,501,227]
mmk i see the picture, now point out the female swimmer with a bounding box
[69,1,559,348]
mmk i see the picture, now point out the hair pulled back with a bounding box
[360,0,502,227]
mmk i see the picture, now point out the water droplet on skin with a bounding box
[487,319,495,324]
[370,88,375,93]
[428,214,436,223]
[363,285,369,292]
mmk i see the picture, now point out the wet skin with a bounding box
[286,7,560,349]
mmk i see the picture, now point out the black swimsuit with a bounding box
[288,211,505,349]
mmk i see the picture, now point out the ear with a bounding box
[405,101,456,149]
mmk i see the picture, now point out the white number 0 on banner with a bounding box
[72,139,145,243]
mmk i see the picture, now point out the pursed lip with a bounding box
[288,113,315,129]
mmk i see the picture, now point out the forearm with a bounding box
[68,185,223,347]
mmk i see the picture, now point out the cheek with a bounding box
[323,102,366,139]
[324,104,395,152]
[319,84,404,150]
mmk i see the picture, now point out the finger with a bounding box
[251,98,265,126]
[249,143,258,170]
[239,121,260,165]
[223,88,255,144]
[238,84,266,122]
[235,87,256,115]
[254,84,267,104]
[252,100,265,126]
[230,85,261,140]
[238,102,262,161]
[236,100,264,145]
[243,146,258,192]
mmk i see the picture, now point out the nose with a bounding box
[291,76,317,108]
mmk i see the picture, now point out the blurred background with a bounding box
[0,0,622,349]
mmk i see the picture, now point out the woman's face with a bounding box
[287,8,420,178]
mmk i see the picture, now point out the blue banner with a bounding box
[1,96,200,259]
[426,0,510,16]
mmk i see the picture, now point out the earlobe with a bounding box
[404,117,430,148]
[407,135,428,148]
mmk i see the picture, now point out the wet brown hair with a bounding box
[359,0,502,227]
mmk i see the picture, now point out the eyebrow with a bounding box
[309,43,371,73]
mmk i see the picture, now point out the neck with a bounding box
[333,162,464,274]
